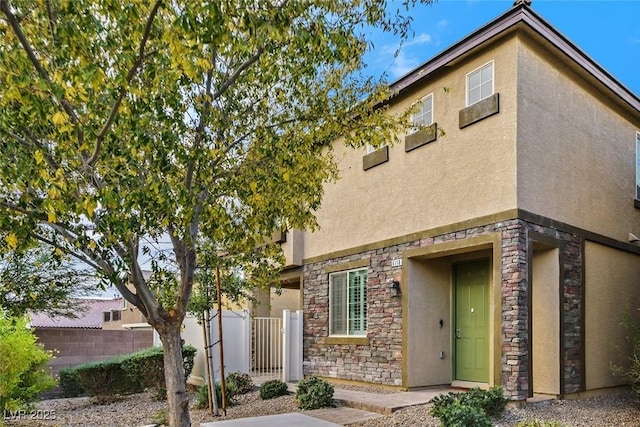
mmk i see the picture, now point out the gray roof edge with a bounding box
[388,4,640,114]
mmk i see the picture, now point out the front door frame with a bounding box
[402,233,502,389]
[453,258,491,383]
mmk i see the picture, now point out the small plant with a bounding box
[295,376,334,410]
[516,420,564,427]
[460,386,508,417]
[150,409,168,426]
[259,379,289,400]
[194,384,210,409]
[194,381,238,409]
[216,381,238,407]
[610,307,640,395]
[439,401,492,427]
[226,372,253,394]
[430,387,507,426]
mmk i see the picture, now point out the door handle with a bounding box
[455,328,461,339]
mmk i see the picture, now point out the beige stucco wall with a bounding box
[269,288,301,316]
[585,241,640,390]
[405,257,451,387]
[531,248,560,395]
[304,36,519,259]
[516,34,640,242]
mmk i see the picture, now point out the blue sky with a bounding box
[363,0,640,96]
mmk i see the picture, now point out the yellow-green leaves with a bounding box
[34,150,44,165]
[4,233,18,250]
[51,111,68,126]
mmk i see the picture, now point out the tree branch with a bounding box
[0,0,82,135]
[211,46,264,101]
[86,0,163,166]
[185,47,216,191]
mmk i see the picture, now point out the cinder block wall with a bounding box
[35,327,154,376]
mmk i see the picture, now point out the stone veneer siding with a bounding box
[303,219,583,399]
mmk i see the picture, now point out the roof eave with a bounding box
[388,4,640,113]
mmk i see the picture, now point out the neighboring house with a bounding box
[30,298,153,377]
[275,3,640,401]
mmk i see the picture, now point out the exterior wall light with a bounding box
[391,279,401,297]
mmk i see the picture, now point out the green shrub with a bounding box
[194,380,238,410]
[226,372,253,394]
[259,379,289,400]
[430,387,507,425]
[216,381,237,407]
[295,376,334,410]
[65,344,197,400]
[516,420,564,427]
[74,357,134,397]
[439,401,492,427]
[0,314,56,413]
[194,384,209,409]
[122,344,197,395]
[58,368,84,397]
[460,386,508,417]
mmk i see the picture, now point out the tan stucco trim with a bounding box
[401,233,502,388]
[279,267,302,285]
[325,336,370,346]
[324,258,370,273]
[304,210,518,264]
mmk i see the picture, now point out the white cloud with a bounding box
[437,19,449,29]
[406,32,432,47]
[378,32,433,79]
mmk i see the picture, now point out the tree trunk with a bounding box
[159,321,191,427]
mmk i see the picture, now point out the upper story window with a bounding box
[467,61,494,106]
[329,268,367,336]
[636,131,640,200]
[411,94,433,133]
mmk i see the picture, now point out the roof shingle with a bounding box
[28,298,123,329]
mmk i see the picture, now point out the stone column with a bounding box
[501,222,530,399]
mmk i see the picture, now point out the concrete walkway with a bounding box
[201,383,453,426]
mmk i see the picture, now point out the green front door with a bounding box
[454,259,490,382]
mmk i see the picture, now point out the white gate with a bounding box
[249,310,303,382]
[251,317,282,380]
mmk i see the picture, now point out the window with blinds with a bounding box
[329,268,367,336]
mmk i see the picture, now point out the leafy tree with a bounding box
[0,310,56,413]
[0,1,430,425]
[0,246,97,318]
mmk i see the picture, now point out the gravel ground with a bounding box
[4,387,640,426]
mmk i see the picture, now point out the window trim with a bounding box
[410,93,434,134]
[328,267,368,337]
[466,61,494,107]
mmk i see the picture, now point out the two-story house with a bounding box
[277,2,640,401]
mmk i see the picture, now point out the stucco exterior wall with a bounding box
[405,257,451,387]
[584,242,640,390]
[516,34,640,243]
[303,36,519,260]
[531,248,560,395]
